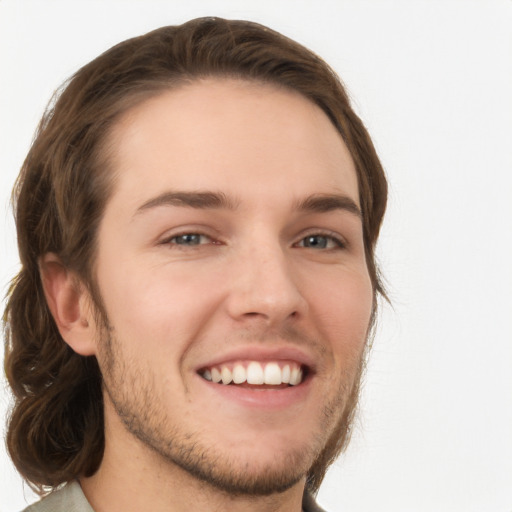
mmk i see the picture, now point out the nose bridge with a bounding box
[226,231,306,323]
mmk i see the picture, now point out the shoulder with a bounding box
[21,481,94,512]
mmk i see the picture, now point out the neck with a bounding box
[80,399,306,512]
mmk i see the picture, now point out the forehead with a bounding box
[105,78,359,213]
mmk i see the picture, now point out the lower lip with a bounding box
[198,375,312,409]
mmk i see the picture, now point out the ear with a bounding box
[39,253,97,356]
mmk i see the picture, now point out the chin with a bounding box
[170,445,312,496]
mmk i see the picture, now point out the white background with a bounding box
[1,1,511,511]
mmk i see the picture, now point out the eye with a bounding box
[296,234,345,250]
[165,233,213,246]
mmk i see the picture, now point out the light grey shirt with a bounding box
[21,481,94,512]
[21,481,326,512]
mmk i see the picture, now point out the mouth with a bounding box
[198,360,307,387]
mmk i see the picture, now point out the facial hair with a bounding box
[96,312,366,497]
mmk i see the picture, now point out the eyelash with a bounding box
[294,232,346,250]
[161,233,216,247]
[161,231,346,251]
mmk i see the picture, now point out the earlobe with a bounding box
[39,253,97,356]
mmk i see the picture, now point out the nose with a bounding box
[224,240,308,326]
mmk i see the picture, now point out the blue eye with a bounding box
[298,234,343,249]
[169,233,209,246]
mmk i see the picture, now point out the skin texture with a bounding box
[43,79,373,512]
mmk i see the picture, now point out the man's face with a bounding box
[90,79,373,494]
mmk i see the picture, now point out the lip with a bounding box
[193,345,316,373]
[193,345,316,410]
[196,371,313,409]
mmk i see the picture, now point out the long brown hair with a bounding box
[3,17,387,495]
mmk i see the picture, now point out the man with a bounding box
[4,17,387,512]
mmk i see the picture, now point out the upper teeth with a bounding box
[201,361,303,386]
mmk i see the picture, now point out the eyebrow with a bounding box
[294,194,362,218]
[134,190,361,219]
[135,191,238,215]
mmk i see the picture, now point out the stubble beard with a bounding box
[96,317,365,497]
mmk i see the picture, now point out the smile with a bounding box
[199,361,305,386]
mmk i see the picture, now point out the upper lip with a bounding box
[194,345,316,373]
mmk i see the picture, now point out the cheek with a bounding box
[309,269,373,359]
[96,260,223,351]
